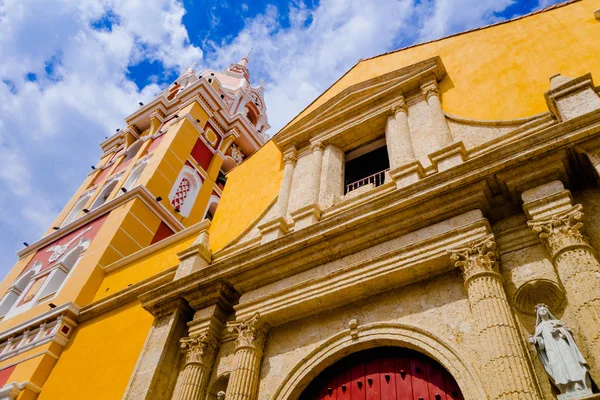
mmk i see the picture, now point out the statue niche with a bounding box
[529,304,593,399]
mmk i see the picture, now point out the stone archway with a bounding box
[300,346,462,400]
[271,323,486,400]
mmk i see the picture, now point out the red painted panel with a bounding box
[113,157,133,174]
[365,358,381,400]
[146,134,165,154]
[150,222,174,245]
[321,374,338,400]
[425,359,446,400]
[395,356,413,400]
[409,357,429,400]
[380,357,397,400]
[351,363,365,400]
[191,139,214,171]
[20,214,108,276]
[92,166,111,185]
[0,365,15,387]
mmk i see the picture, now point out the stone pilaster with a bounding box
[524,184,600,380]
[171,332,218,400]
[450,236,540,400]
[385,96,415,170]
[175,230,211,279]
[259,147,296,243]
[225,314,270,400]
[421,76,453,149]
[124,299,192,400]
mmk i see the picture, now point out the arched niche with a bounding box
[207,372,230,400]
[0,262,41,318]
[272,323,486,400]
[120,158,149,194]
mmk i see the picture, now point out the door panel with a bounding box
[300,347,463,400]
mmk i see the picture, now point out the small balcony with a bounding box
[344,142,390,194]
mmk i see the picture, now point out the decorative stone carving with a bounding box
[450,236,499,281]
[529,304,592,399]
[449,236,540,400]
[172,332,219,400]
[180,332,218,366]
[225,314,270,400]
[529,205,586,259]
[217,391,226,400]
[228,313,269,350]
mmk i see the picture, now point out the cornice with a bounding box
[140,109,600,309]
[16,186,184,259]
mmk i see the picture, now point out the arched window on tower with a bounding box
[168,165,202,217]
[90,175,121,210]
[204,195,220,221]
[119,158,149,195]
[61,191,93,227]
[0,262,41,318]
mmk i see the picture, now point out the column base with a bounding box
[559,389,594,400]
[389,160,425,189]
[290,204,322,230]
[428,141,467,172]
[258,217,290,244]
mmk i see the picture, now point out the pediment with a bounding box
[274,56,446,149]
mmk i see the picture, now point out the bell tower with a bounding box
[0,56,268,398]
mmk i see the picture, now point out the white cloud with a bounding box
[0,0,540,276]
[202,0,525,135]
[0,0,201,272]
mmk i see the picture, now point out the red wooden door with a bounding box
[300,347,463,400]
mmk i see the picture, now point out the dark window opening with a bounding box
[344,145,389,194]
[217,171,227,189]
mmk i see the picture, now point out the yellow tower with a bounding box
[0,57,268,398]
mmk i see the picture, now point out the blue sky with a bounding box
[0,0,562,279]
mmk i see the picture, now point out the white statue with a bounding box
[529,304,592,399]
[216,391,226,400]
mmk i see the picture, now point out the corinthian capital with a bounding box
[391,95,407,115]
[420,77,439,101]
[282,147,297,166]
[228,313,270,350]
[180,332,218,366]
[528,204,587,257]
[310,141,325,153]
[449,236,499,281]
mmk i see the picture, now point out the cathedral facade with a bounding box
[1,1,600,399]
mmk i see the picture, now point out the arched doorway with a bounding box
[300,347,463,400]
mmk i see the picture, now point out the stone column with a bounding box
[421,76,453,149]
[171,332,218,400]
[385,95,415,170]
[290,141,324,229]
[225,314,270,400]
[309,141,325,204]
[277,147,297,217]
[450,236,540,400]
[523,182,600,380]
[124,299,192,400]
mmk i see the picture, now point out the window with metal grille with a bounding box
[171,178,191,210]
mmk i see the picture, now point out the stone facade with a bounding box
[122,51,600,400]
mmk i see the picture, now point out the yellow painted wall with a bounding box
[209,140,284,252]
[93,232,196,301]
[37,301,153,400]
[287,0,600,128]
